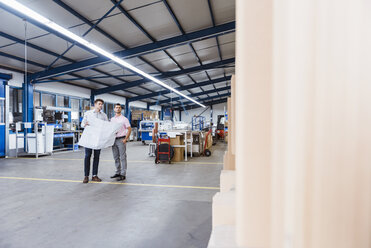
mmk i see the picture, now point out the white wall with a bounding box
[173,110,180,121]
[180,105,210,123]
[211,103,227,123]
[2,68,216,118]
[179,102,227,124]
[0,68,154,108]
[130,101,147,109]
[96,93,126,105]
[149,105,161,111]
[35,82,91,99]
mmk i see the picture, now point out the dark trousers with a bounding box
[84,148,101,177]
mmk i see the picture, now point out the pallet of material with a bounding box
[170,135,185,162]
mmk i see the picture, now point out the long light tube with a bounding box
[0,0,206,108]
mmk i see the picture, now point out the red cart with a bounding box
[155,137,172,164]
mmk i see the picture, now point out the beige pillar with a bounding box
[235,0,273,246]
[235,0,371,247]
[270,0,371,247]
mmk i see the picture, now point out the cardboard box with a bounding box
[170,135,184,145]
[172,147,185,162]
[131,110,158,120]
[170,134,185,162]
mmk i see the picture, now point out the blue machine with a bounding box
[139,120,155,144]
[138,120,167,144]
[0,73,12,157]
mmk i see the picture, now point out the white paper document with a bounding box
[78,117,122,150]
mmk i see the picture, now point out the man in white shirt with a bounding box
[110,103,131,181]
[81,99,108,183]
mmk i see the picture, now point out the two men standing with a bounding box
[81,100,131,183]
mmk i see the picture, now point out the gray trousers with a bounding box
[112,138,127,176]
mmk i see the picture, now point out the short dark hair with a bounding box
[115,103,122,108]
[94,99,104,104]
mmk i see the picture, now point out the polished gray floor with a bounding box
[0,141,226,248]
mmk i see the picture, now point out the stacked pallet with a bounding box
[131,110,159,120]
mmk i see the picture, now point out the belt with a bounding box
[116,136,126,139]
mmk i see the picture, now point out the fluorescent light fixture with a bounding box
[0,0,206,108]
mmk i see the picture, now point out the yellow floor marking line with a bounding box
[6,157,223,165]
[0,176,220,190]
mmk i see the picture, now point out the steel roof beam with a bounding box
[31,21,235,80]
[51,0,160,96]
[36,73,154,83]
[0,5,141,95]
[162,0,185,34]
[0,51,45,68]
[111,0,155,42]
[53,0,126,50]
[149,86,230,106]
[0,51,138,96]
[0,3,102,58]
[128,75,231,102]
[0,32,146,98]
[110,0,195,96]
[177,97,228,111]
[52,0,181,99]
[169,92,230,108]
[93,58,234,95]
[162,0,212,98]
[48,0,123,68]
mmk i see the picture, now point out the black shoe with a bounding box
[117,175,126,181]
[111,174,120,178]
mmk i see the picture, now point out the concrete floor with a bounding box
[0,141,226,248]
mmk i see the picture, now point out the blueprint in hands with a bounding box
[78,116,122,150]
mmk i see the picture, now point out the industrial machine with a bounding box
[138,120,171,144]
[34,106,80,152]
[34,106,70,125]
[216,115,226,140]
[138,120,157,144]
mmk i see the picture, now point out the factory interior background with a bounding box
[0,0,370,248]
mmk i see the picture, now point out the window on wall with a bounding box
[70,98,79,111]
[42,93,56,107]
[57,95,69,107]
[70,98,79,120]
[107,103,114,119]
[33,92,40,107]
[82,99,90,111]
[9,88,22,113]
[9,88,23,123]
